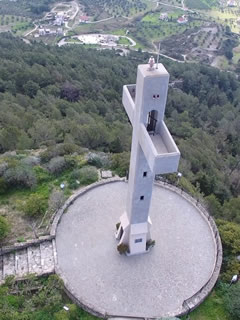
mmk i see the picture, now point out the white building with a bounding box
[160,12,168,21]
[54,15,64,26]
[39,28,46,36]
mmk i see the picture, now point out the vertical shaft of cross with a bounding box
[116,61,180,256]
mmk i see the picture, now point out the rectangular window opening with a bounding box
[143,172,147,177]
[135,238,142,243]
[140,196,144,200]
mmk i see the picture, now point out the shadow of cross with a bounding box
[116,61,181,256]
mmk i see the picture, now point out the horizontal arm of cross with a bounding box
[122,84,180,175]
[139,124,180,174]
[122,84,135,125]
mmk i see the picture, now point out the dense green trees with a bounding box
[0,32,240,224]
[0,0,55,18]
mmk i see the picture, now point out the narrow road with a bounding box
[158,1,195,13]
[88,16,114,24]
[24,24,38,37]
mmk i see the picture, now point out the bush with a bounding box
[22,194,48,217]
[47,157,67,175]
[111,152,130,177]
[34,166,52,183]
[117,243,129,255]
[70,166,98,185]
[3,165,36,189]
[0,177,7,194]
[87,152,111,168]
[0,161,8,176]
[40,143,81,163]
[48,189,65,213]
[21,156,40,167]
[0,216,10,241]
[224,283,240,319]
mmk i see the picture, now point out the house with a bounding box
[160,13,168,21]
[39,28,46,36]
[177,15,188,24]
[54,15,64,26]
[79,16,89,23]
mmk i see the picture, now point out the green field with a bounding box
[129,12,203,49]
[0,15,33,35]
[117,36,131,45]
[186,0,218,9]
[181,288,230,320]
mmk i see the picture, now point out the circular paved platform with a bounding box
[55,180,219,318]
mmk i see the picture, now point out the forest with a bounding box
[80,0,147,16]
[0,32,240,318]
[0,0,56,17]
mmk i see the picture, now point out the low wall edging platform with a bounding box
[52,178,222,319]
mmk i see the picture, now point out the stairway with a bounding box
[0,239,56,283]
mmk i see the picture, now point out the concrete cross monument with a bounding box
[116,58,181,255]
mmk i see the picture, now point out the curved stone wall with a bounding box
[53,178,222,319]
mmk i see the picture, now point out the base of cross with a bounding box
[115,212,154,255]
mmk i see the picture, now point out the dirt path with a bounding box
[158,1,195,13]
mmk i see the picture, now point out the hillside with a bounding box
[0,33,240,319]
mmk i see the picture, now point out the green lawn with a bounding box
[181,289,230,320]
[118,36,131,45]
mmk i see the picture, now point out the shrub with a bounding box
[111,152,130,177]
[0,177,7,194]
[0,216,10,241]
[146,239,155,250]
[70,166,98,185]
[40,143,81,163]
[48,190,65,213]
[224,283,240,319]
[22,194,48,217]
[0,161,8,176]
[34,166,52,183]
[3,165,36,189]
[21,156,40,167]
[87,152,111,168]
[47,157,67,175]
[117,243,129,255]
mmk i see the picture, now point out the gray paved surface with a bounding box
[56,181,216,318]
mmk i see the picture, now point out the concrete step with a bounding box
[28,245,42,274]
[40,240,55,273]
[3,252,15,278]
[15,248,29,277]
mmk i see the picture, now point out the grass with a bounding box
[181,288,230,320]
[130,16,203,49]
[204,7,240,33]
[117,36,131,45]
